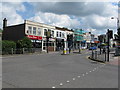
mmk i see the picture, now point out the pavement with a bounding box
[2,49,118,88]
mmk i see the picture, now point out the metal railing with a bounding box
[1,48,42,55]
[90,50,107,62]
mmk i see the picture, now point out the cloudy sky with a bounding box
[0,0,119,35]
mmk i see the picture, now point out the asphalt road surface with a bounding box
[2,50,118,88]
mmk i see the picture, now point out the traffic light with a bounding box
[70,34,73,41]
[67,35,70,41]
[47,31,51,38]
[109,30,113,39]
[67,34,73,41]
[98,35,103,42]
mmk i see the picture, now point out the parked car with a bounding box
[89,46,97,50]
[81,47,87,49]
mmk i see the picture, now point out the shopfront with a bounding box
[42,37,55,52]
[27,35,42,48]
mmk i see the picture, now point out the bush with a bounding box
[16,37,33,48]
[1,40,16,54]
[2,40,16,50]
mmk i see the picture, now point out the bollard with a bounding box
[105,51,106,61]
[95,51,97,59]
[22,48,24,54]
[11,48,13,55]
[79,48,81,54]
[63,48,67,55]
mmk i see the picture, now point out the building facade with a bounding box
[73,29,84,49]
[2,18,73,52]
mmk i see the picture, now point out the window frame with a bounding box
[37,27,41,36]
[28,26,32,34]
[44,29,48,36]
[33,27,36,35]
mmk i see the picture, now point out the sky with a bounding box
[0,0,119,35]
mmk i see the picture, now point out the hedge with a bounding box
[2,40,16,50]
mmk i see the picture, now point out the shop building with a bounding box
[74,29,84,49]
[2,18,73,52]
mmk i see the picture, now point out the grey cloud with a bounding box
[30,2,108,17]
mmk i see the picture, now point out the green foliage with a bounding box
[16,37,32,48]
[2,40,16,50]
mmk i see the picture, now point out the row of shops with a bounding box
[2,18,99,52]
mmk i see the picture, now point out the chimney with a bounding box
[3,18,7,28]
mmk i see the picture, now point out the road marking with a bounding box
[77,76,80,78]
[72,78,75,80]
[52,86,56,88]
[60,83,63,86]
[66,80,70,83]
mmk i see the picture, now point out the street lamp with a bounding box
[111,17,120,56]
[111,17,119,29]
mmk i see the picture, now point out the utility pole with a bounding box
[107,29,110,62]
[46,37,49,53]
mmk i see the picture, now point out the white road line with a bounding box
[60,83,63,86]
[73,78,75,80]
[52,86,56,88]
[66,80,70,83]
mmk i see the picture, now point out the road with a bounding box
[2,50,118,88]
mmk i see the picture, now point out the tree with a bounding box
[16,37,33,48]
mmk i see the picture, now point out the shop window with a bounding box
[44,29,47,36]
[38,28,41,35]
[51,31,54,37]
[57,31,59,37]
[28,26,32,34]
[48,29,51,32]
[33,27,36,35]
[60,32,62,37]
[43,41,46,46]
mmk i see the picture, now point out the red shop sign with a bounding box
[27,35,42,40]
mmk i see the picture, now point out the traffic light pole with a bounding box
[107,29,110,62]
[46,37,49,53]
[100,41,102,54]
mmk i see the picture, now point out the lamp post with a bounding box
[46,30,51,53]
[111,17,120,56]
[111,17,119,29]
